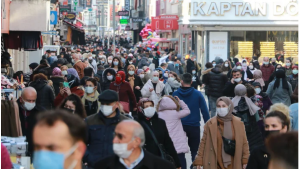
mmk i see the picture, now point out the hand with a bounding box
[149,88,154,92]
[135,86,140,90]
[60,88,65,95]
[201,84,205,88]
[65,88,71,96]
[231,78,235,84]
[243,164,247,169]
[247,78,250,81]
[177,167,181,169]
[133,108,137,111]
[196,165,203,169]
[174,96,180,102]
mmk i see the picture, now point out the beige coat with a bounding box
[193,116,249,169]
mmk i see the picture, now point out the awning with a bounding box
[150,38,179,42]
[63,20,84,32]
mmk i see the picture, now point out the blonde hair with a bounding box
[156,95,180,112]
[268,103,291,130]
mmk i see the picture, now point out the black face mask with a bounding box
[264,130,280,139]
[63,107,75,114]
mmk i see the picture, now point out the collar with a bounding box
[119,148,144,169]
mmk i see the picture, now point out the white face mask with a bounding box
[255,88,261,94]
[108,60,112,64]
[107,75,113,81]
[85,87,94,94]
[249,65,254,69]
[113,142,133,159]
[143,107,156,118]
[192,71,196,74]
[152,77,159,82]
[286,63,291,66]
[139,74,145,78]
[100,105,114,116]
[128,71,135,75]
[224,64,229,67]
[168,77,175,82]
[163,73,168,77]
[216,107,229,117]
[23,100,36,111]
[62,70,68,76]
[129,61,133,64]
[234,78,241,83]
[236,66,242,70]
[242,63,247,67]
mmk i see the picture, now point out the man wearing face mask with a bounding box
[135,99,181,168]
[186,55,197,75]
[260,57,275,92]
[17,87,45,159]
[32,110,87,169]
[83,90,128,168]
[223,69,247,98]
[94,120,176,169]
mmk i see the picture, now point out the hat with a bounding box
[137,69,143,75]
[144,67,150,72]
[98,90,119,103]
[157,51,161,55]
[52,67,62,76]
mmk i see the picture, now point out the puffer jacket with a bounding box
[29,80,55,110]
[157,97,190,154]
[202,68,213,96]
[203,67,228,98]
[101,68,116,91]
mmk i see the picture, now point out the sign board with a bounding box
[50,11,58,25]
[125,0,130,11]
[65,12,76,21]
[120,19,128,24]
[151,17,160,30]
[158,15,179,30]
[62,0,68,5]
[71,5,84,12]
[209,32,228,62]
[73,0,78,6]
[86,0,92,7]
[118,11,130,16]
[59,4,71,12]
[132,18,144,23]
[96,0,108,4]
[62,11,68,16]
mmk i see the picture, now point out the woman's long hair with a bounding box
[59,94,87,119]
[168,71,181,82]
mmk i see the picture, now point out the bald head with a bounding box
[21,87,37,104]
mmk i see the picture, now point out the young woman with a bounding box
[157,96,190,169]
[163,71,181,95]
[253,70,265,90]
[50,67,64,96]
[248,61,257,74]
[60,65,68,76]
[268,64,284,83]
[124,57,133,75]
[288,65,298,92]
[59,94,87,119]
[241,59,253,81]
[101,68,116,91]
[66,68,80,80]
[193,97,249,169]
[125,65,144,103]
[81,78,101,116]
[112,57,123,72]
[284,58,293,77]
[221,60,232,76]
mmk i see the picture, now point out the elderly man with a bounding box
[17,87,45,158]
[72,53,87,79]
[94,120,176,169]
[260,57,275,91]
[33,110,87,169]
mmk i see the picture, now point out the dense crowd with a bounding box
[2,37,298,169]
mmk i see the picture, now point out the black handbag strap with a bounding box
[141,121,165,159]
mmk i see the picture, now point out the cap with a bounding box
[98,90,119,103]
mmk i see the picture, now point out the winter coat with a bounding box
[50,76,64,96]
[141,79,165,106]
[260,64,275,82]
[288,75,298,92]
[29,80,55,110]
[203,67,228,98]
[73,61,87,79]
[109,81,137,108]
[246,145,270,169]
[135,113,181,168]
[242,67,254,80]
[193,116,249,169]
[186,59,197,74]
[31,65,52,81]
[202,68,212,95]
[94,150,176,169]
[153,54,160,69]
[125,75,144,102]
[191,73,202,90]
[157,97,190,154]
[101,68,116,91]
[54,86,84,107]
[222,81,247,98]
[83,110,128,168]
[266,80,293,106]
[138,56,150,69]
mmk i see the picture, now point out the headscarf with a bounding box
[253,70,265,87]
[127,65,136,89]
[52,67,62,76]
[292,65,298,78]
[232,84,260,116]
[116,71,126,83]
[241,59,248,71]
[65,74,80,89]
[216,97,234,168]
[29,63,39,70]
[137,69,143,75]
[67,68,80,79]
[274,69,289,91]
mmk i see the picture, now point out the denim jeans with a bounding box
[183,125,200,169]
[208,96,218,118]
[177,153,186,169]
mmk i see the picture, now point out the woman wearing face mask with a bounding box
[241,59,253,81]
[107,56,113,67]
[124,57,133,75]
[246,111,289,169]
[212,61,217,67]
[125,65,144,105]
[266,69,293,106]
[101,68,116,91]
[163,71,181,95]
[221,60,232,76]
[136,69,146,83]
[112,57,123,72]
[284,58,293,77]
[252,82,272,115]
[157,96,190,169]
[253,70,265,90]
[231,84,264,153]
[268,64,284,83]
[248,61,256,74]
[60,65,69,76]
[193,97,249,169]
[50,67,65,96]
[109,71,137,113]
[59,94,87,119]
[66,68,80,80]
[81,78,101,116]
[98,55,107,66]
[136,98,181,169]
[288,65,298,92]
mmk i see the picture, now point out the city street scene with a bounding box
[1,0,299,169]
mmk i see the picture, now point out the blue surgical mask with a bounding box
[85,86,94,94]
[212,63,216,67]
[33,144,78,169]
[113,61,119,66]
[192,71,196,74]
[292,70,298,75]
[175,63,179,67]
[264,62,269,65]
[152,77,159,82]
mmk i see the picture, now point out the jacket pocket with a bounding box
[88,127,104,143]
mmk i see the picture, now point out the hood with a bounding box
[29,80,47,90]
[158,97,177,111]
[211,67,222,74]
[176,87,194,97]
[102,68,116,82]
[202,68,212,75]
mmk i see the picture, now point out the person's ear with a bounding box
[133,137,141,149]
[73,141,86,161]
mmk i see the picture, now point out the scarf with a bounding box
[253,70,265,87]
[274,69,289,91]
[128,76,135,90]
[164,79,181,95]
[81,91,101,113]
[216,97,234,168]
[232,84,260,116]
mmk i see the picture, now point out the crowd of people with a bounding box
[2,38,298,169]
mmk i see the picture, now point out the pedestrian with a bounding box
[252,82,272,114]
[80,67,101,94]
[289,103,298,131]
[191,67,202,90]
[266,69,293,106]
[111,56,124,72]
[288,65,298,92]
[94,120,176,169]
[202,63,213,103]
[193,97,249,169]
[186,55,197,75]
[24,62,38,83]
[260,57,275,92]
[59,94,87,119]
[50,67,64,96]
[72,53,87,79]
[81,78,101,116]
[125,65,144,104]
[136,98,181,168]
[172,73,210,168]
[222,69,247,98]
[102,68,116,91]
[246,110,290,169]
[107,56,113,67]
[232,84,264,153]
[124,57,134,74]
[142,67,152,84]
[241,59,253,81]
[221,60,232,76]
[66,68,80,80]
[284,58,293,77]
[253,70,265,90]
[268,64,284,83]
[248,61,257,74]
[32,110,87,169]
[83,90,128,168]
[157,96,190,169]
[163,71,181,96]
[271,57,277,67]
[31,59,52,81]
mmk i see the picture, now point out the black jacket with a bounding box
[246,145,269,169]
[94,149,176,169]
[186,59,196,74]
[135,113,180,168]
[101,68,116,91]
[203,67,228,98]
[125,75,144,102]
[222,80,248,98]
[31,65,52,81]
[29,80,55,109]
[192,73,202,90]
[153,54,160,69]
[50,76,64,96]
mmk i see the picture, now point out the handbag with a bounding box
[218,122,236,157]
[141,121,176,166]
[119,101,130,113]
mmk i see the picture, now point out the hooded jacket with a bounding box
[102,68,116,91]
[29,80,55,110]
[203,67,228,98]
[157,97,190,154]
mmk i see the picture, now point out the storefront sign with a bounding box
[120,19,129,24]
[65,12,76,21]
[132,18,144,23]
[125,0,130,11]
[209,32,228,62]
[59,4,71,12]
[86,0,92,7]
[118,11,129,16]
[151,17,160,30]
[158,15,179,30]
[191,0,298,20]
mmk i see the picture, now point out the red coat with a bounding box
[260,64,275,82]
[54,86,84,107]
[109,82,137,108]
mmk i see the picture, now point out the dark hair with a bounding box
[33,73,48,81]
[112,56,123,68]
[84,67,94,77]
[160,63,167,67]
[245,84,256,97]
[182,73,192,85]
[231,69,242,75]
[125,57,133,65]
[169,71,181,82]
[266,132,298,169]
[86,77,98,87]
[205,62,213,68]
[36,109,87,144]
[265,111,290,131]
[40,59,48,65]
[59,94,87,119]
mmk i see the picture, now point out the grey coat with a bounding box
[266,79,293,106]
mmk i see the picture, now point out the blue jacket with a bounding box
[173,87,209,126]
[156,68,169,84]
[289,103,298,131]
[83,110,128,168]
